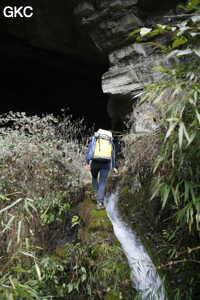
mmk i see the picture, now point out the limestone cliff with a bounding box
[0,0,187,129]
[71,0,186,130]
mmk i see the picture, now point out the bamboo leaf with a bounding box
[189,184,197,205]
[18,220,22,242]
[34,259,42,281]
[184,180,190,203]
[153,156,165,173]
[179,122,184,148]
[24,198,31,215]
[150,187,159,200]
[67,283,74,293]
[156,24,166,30]
[171,187,179,206]
[15,285,30,298]
[25,198,34,202]
[190,32,198,37]
[0,194,10,200]
[172,37,187,49]
[25,238,30,251]
[18,284,40,299]
[166,50,179,58]
[193,48,200,57]
[140,27,152,36]
[186,0,200,11]
[177,26,191,36]
[9,276,16,290]
[7,239,13,252]
[152,66,167,72]
[181,122,190,142]
[81,274,87,283]
[188,97,195,105]
[165,121,178,141]
[194,89,198,102]
[1,215,15,234]
[195,109,200,124]
[191,15,200,22]
[12,267,28,273]
[19,251,35,258]
[81,266,86,273]
[176,49,193,56]
[161,184,171,208]
[0,198,23,214]
[187,132,196,146]
[24,198,36,215]
[128,29,140,37]
[166,118,180,122]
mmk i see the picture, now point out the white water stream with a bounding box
[105,191,167,300]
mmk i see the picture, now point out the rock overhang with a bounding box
[0,0,188,130]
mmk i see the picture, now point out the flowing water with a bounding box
[105,191,167,300]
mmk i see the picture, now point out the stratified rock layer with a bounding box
[0,0,186,130]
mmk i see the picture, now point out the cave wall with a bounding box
[0,0,187,130]
[72,0,187,130]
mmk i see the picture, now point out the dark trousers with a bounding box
[91,160,110,203]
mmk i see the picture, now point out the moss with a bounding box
[75,189,135,298]
[55,246,66,257]
[77,205,113,230]
[83,192,96,204]
[90,209,107,217]
[104,292,120,300]
[104,286,137,299]
[84,198,96,204]
[69,200,142,299]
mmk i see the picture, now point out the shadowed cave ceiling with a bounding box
[0,0,186,130]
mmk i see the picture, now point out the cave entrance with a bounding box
[0,51,111,131]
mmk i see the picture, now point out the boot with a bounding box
[96,202,106,211]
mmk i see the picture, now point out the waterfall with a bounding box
[105,190,167,300]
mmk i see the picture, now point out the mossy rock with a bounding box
[104,292,120,300]
[104,289,136,300]
[55,246,67,257]
[76,200,113,230]
[74,190,137,298]
[88,209,112,230]
[82,191,96,204]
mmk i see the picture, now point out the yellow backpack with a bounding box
[93,129,113,161]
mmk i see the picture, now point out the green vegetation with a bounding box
[132,0,200,233]
[1,1,200,299]
[0,112,133,299]
[0,112,92,299]
[121,0,200,298]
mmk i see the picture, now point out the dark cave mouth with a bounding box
[0,54,111,131]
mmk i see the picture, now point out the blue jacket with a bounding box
[85,135,116,169]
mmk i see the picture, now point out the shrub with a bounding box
[130,0,200,233]
[125,1,200,298]
[0,111,92,282]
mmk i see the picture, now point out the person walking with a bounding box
[85,129,118,210]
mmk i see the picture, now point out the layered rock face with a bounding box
[72,0,186,130]
[0,0,185,130]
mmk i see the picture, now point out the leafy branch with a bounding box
[130,0,200,232]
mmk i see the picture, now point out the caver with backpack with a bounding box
[85,129,118,210]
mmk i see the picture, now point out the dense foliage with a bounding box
[123,0,200,298]
[131,0,200,233]
[0,112,93,299]
[0,113,132,300]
